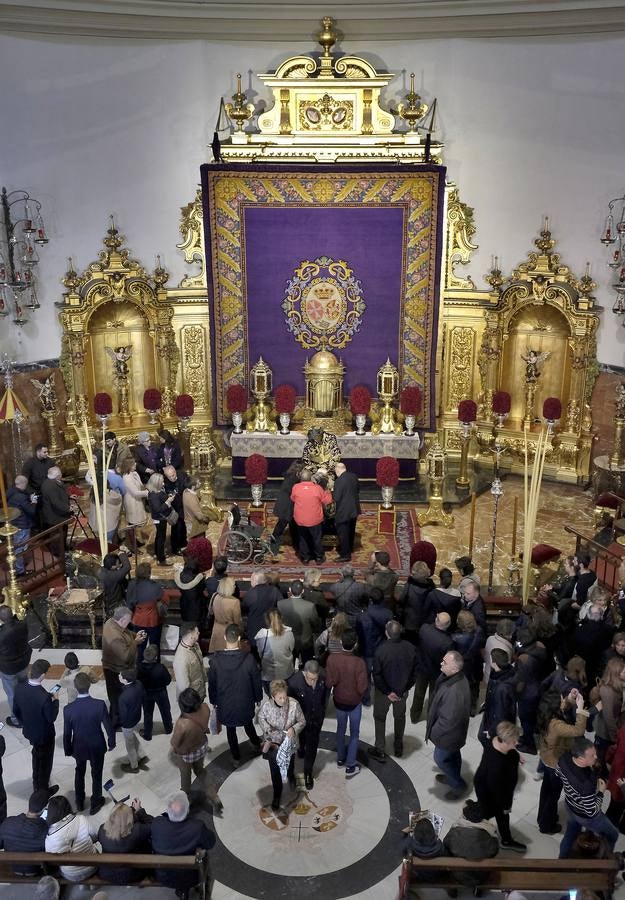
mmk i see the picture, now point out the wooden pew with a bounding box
[397,855,620,899]
[0,849,210,898]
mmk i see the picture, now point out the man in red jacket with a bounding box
[326,630,369,778]
[290,470,332,564]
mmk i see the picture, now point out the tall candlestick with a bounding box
[511,494,518,557]
[468,491,476,556]
[0,467,8,519]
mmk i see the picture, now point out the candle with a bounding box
[468,491,476,556]
[511,495,518,557]
[0,467,8,519]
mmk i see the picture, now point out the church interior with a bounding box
[2,1,625,898]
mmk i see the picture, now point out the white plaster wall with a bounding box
[1,32,624,365]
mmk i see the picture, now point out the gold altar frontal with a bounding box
[53,17,599,486]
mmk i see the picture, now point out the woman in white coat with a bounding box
[121,458,149,546]
[45,795,99,882]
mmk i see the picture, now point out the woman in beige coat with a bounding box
[208,576,242,652]
[121,459,149,545]
[182,479,210,539]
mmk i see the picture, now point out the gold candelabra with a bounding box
[417,440,454,528]
[247,357,277,432]
[371,358,402,435]
[611,417,625,468]
[189,427,223,522]
[0,506,27,618]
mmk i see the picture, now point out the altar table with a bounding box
[230,431,421,480]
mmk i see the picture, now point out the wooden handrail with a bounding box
[563,525,623,560]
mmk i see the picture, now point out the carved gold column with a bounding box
[611,418,625,468]
[523,379,538,430]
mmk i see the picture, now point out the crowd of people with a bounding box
[2,436,625,894]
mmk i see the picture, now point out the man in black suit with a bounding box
[13,659,59,797]
[332,462,361,561]
[63,671,116,815]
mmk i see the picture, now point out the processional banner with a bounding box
[200,163,446,429]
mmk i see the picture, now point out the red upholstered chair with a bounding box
[531,544,561,567]
[409,540,437,575]
[594,491,624,528]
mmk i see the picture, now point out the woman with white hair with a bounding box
[146,472,175,567]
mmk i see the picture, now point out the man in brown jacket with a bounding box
[102,606,146,729]
[326,629,369,779]
[173,623,206,706]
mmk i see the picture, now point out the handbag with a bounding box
[165,508,179,525]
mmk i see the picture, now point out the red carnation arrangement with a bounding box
[226,383,247,414]
[349,385,372,416]
[185,536,213,572]
[492,391,511,416]
[400,385,422,416]
[175,394,194,418]
[143,388,162,411]
[245,453,268,485]
[458,399,477,423]
[376,456,400,488]
[543,397,562,421]
[275,384,297,414]
[94,393,112,416]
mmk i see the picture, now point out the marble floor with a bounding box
[0,646,624,899]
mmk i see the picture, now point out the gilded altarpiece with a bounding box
[54,19,600,485]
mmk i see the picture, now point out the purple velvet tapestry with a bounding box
[200,163,446,429]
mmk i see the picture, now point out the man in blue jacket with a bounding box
[13,659,58,797]
[63,671,116,815]
[6,475,36,575]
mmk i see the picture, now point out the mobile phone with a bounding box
[103,778,114,792]
[0,721,4,731]
[569,891,577,900]
[49,684,61,694]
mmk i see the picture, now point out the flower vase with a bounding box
[355,413,367,435]
[147,409,160,425]
[178,416,192,433]
[279,412,291,435]
[404,414,416,436]
[232,412,243,434]
[381,486,395,508]
[251,483,263,507]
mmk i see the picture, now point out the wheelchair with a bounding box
[216,503,277,566]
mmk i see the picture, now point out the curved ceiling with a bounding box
[1,0,625,40]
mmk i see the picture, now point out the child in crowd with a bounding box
[61,652,98,704]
